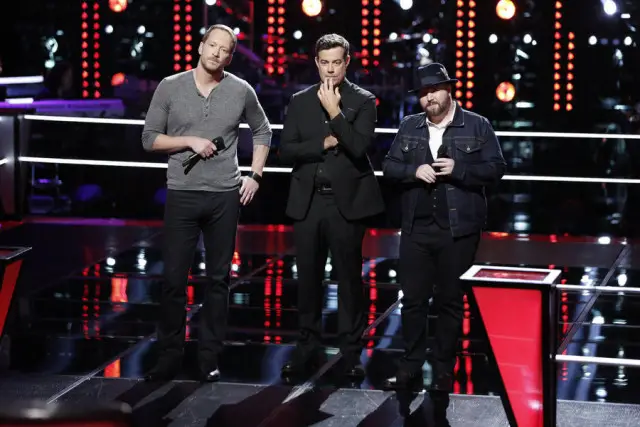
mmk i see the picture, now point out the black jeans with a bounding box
[293,193,367,363]
[399,221,480,376]
[157,189,240,372]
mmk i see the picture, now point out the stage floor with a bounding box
[1,219,639,426]
[3,376,640,427]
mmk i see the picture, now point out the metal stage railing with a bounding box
[8,114,640,185]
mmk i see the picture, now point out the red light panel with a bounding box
[553,3,573,111]
[173,0,194,72]
[455,0,474,109]
[81,1,101,98]
[361,0,381,68]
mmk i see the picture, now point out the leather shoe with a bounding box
[281,360,307,377]
[382,369,423,390]
[281,350,325,377]
[345,363,365,378]
[143,368,177,382]
[200,367,221,382]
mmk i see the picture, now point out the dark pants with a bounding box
[293,192,367,363]
[399,221,480,375]
[157,189,240,372]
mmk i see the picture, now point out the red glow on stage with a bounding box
[473,269,550,281]
[0,261,23,337]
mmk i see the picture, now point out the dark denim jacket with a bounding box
[382,103,506,237]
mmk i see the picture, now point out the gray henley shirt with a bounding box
[141,70,272,192]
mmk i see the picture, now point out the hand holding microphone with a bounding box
[433,144,454,176]
[182,136,226,167]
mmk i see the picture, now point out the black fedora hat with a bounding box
[409,62,458,92]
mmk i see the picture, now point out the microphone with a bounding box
[436,144,449,159]
[182,136,225,167]
[434,144,450,173]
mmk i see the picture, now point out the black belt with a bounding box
[315,184,333,195]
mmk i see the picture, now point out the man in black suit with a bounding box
[382,63,506,400]
[278,33,385,378]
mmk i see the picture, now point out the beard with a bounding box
[426,99,450,118]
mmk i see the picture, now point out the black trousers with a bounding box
[293,192,367,362]
[157,189,240,372]
[399,221,480,375]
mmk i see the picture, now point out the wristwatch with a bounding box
[247,171,262,184]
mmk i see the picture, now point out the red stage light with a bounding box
[108,0,127,13]
[496,81,515,102]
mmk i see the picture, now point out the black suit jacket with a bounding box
[279,79,385,221]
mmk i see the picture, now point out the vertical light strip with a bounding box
[372,0,381,67]
[263,257,273,343]
[566,31,574,111]
[361,0,370,68]
[366,258,378,356]
[275,258,283,344]
[465,0,476,109]
[173,0,183,72]
[454,0,466,104]
[81,2,90,98]
[276,0,286,74]
[553,1,563,111]
[266,0,276,75]
[92,1,101,98]
[184,0,194,70]
[81,1,101,98]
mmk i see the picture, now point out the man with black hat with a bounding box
[382,63,506,393]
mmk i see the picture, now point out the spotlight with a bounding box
[302,0,322,17]
[496,0,516,20]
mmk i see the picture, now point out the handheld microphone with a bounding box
[182,136,225,167]
[434,144,450,173]
[436,144,449,159]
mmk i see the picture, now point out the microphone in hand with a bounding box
[433,144,450,172]
[436,144,450,160]
[182,136,226,167]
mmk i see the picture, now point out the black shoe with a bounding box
[281,359,319,377]
[345,363,365,378]
[200,367,221,382]
[340,351,365,378]
[382,368,423,391]
[143,367,178,382]
[144,352,182,382]
[281,348,325,377]
[281,360,302,376]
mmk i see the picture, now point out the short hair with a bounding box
[201,24,237,53]
[315,34,350,59]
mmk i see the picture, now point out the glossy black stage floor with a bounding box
[1,220,640,426]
